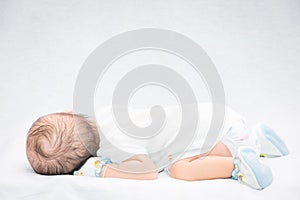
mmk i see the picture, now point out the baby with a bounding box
[26,105,288,190]
[26,112,157,179]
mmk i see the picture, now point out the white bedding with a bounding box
[0,131,299,200]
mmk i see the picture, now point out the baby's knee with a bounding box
[169,160,193,181]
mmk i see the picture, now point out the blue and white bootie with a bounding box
[255,124,289,157]
[232,146,273,190]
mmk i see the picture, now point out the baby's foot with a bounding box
[255,124,289,157]
[232,146,273,190]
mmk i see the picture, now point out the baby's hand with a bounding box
[73,157,112,177]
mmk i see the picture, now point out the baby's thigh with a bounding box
[168,155,200,178]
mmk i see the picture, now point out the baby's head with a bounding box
[26,112,100,175]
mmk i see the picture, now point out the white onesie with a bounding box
[96,103,255,166]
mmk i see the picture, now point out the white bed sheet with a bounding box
[0,133,299,200]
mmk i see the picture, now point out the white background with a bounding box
[0,0,299,199]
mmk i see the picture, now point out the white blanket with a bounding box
[0,133,298,200]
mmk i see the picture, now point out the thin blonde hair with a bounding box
[26,112,100,175]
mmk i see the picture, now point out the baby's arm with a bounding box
[74,154,158,180]
[102,154,158,180]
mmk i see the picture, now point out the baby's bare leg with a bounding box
[170,155,234,181]
[102,154,158,180]
[208,141,232,157]
[168,141,233,181]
